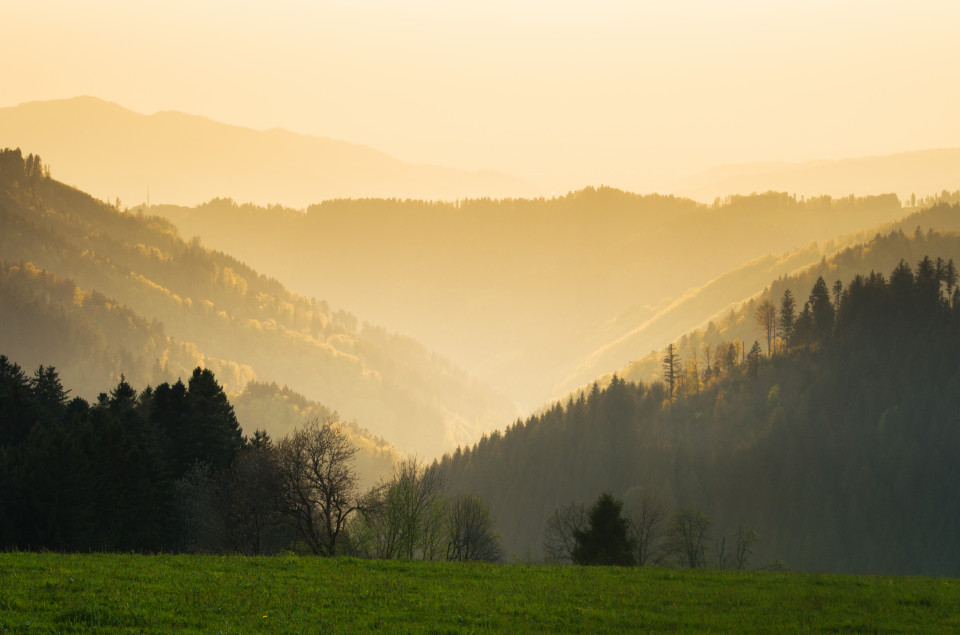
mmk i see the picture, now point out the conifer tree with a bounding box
[778,289,796,349]
[572,493,636,566]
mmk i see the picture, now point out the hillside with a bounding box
[616,208,960,386]
[671,149,960,203]
[0,97,539,207]
[0,148,515,457]
[435,241,960,575]
[151,190,906,407]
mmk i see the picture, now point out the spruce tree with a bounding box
[572,493,636,566]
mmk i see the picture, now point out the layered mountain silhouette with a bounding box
[0,97,540,207]
[670,149,960,203]
[150,190,908,408]
[0,148,516,459]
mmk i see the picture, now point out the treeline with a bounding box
[437,256,960,575]
[544,493,761,570]
[0,360,243,551]
[0,359,502,560]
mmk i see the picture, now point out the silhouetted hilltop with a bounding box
[0,97,540,207]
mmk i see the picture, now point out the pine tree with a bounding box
[778,289,796,349]
[572,493,636,566]
[808,277,835,342]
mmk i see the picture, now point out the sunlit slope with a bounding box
[0,261,254,396]
[0,265,396,487]
[153,190,905,407]
[0,97,539,207]
[0,150,515,457]
[672,149,960,203]
[612,208,960,386]
[556,202,960,396]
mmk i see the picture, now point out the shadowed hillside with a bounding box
[0,148,515,457]
[436,245,960,575]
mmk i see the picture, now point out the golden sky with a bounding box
[5,0,960,192]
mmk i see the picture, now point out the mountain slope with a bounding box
[0,148,515,457]
[435,236,960,575]
[562,201,960,396]
[149,190,906,408]
[0,97,539,207]
[616,208,960,387]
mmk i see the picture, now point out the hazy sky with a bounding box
[5,0,960,191]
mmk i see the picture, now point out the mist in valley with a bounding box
[4,0,960,576]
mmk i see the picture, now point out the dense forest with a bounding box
[0,360,247,551]
[152,190,906,407]
[437,257,960,575]
[0,358,502,561]
[0,148,514,456]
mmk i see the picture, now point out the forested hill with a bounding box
[151,189,905,407]
[435,256,960,575]
[615,213,960,387]
[0,148,516,457]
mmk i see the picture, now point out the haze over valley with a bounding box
[5,0,960,581]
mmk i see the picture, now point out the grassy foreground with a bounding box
[1,553,958,633]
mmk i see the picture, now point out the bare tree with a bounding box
[420,496,450,562]
[446,493,503,563]
[276,418,371,556]
[542,502,587,563]
[661,343,680,401]
[628,492,664,566]
[735,524,760,570]
[755,299,777,356]
[354,457,446,560]
[714,535,729,569]
[665,507,711,568]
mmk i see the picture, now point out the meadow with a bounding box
[1,553,958,633]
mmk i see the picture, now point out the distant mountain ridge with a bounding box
[0,97,540,207]
[671,149,960,203]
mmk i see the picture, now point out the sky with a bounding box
[5,0,960,192]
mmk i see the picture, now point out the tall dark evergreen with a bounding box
[572,493,636,566]
[778,289,796,348]
[184,368,243,472]
[808,276,835,342]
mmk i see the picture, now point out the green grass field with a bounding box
[1,553,957,633]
